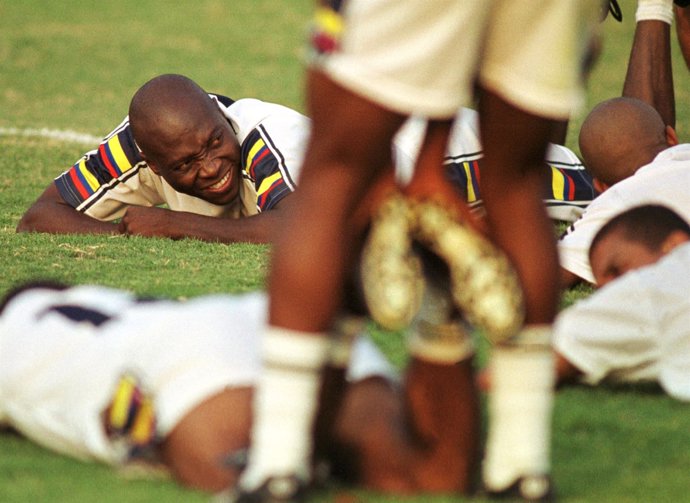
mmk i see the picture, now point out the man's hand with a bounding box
[119,206,180,238]
[119,205,281,243]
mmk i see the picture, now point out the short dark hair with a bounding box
[589,204,690,259]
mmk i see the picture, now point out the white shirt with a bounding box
[558,144,690,283]
[0,286,393,464]
[394,108,594,222]
[553,243,690,400]
[55,97,308,221]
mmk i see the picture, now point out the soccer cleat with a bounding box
[484,474,555,502]
[412,200,524,343]
[231,475,308,503]
[360,193,425,330]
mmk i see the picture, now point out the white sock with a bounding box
[240,326,330,490]
[636,0,674,24]
[483,325,554,490]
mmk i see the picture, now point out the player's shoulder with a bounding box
[225,99,311,153]
[545,143,582,166]
[640,242,690,284]
[208,92,234,108]
[222,97,306,120]
[635,145,690,180]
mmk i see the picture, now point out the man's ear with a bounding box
[666,125,679,147]
[593,177,609,194]
[661,229,690,254]
[143,155,161,175]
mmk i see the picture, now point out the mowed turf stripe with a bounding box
[0,127,101,145]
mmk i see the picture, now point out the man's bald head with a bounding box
[129,74,220,160]
[578,97,669,187]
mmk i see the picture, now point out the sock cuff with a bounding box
[636,0,674,24]
[502,324,552,349]
[491,344,555,391]
[263,326,331,369]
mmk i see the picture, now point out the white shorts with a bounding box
[312,0,603,119]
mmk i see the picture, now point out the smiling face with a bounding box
[129,74,243,206]
[145,108,242,205]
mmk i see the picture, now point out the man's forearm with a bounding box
[18,183,119,235]
[676,6,690,70]
[173,212,280,244]
[623,19,674,127]
[17,201,118,235]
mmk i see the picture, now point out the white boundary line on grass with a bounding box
[0,126,101,146]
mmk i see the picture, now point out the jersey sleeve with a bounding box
[53,119,156,221]
[441,131,596,221]
[557,189,628,284]
[553,276,659,386]
[239,111,308,212]
[543,144,598,222]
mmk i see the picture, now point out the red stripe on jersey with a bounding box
[471,160,480,183]
[69,167,90,199]
[257,177,284,209]
[98,143,119,178]
[99,143,119,178]
[249,147,270,179]
[562,169,575,200]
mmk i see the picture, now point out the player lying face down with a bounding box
[0,281,479,495]
[17,74,306,243]
[553,205,690,391]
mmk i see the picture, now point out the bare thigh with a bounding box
[330,359,479,494]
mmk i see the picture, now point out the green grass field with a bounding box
[2,1,690,501]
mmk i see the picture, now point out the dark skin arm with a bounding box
[554,352,584,385]
[675,6,690,71]
[622,19,675,128]
[17,183,291,244]
[17,184,117,235]
[323,359,480,494]
[118,196,291,244]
